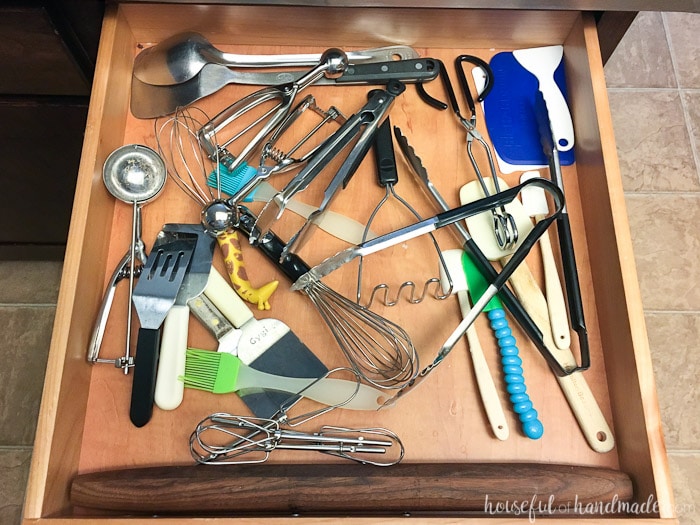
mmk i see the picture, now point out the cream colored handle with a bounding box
[500,256,614,452]
[154,305,189,411]
[536,214,571,349]
[203,268,254,328]
[457,291,509,441]
[555,372,615,453]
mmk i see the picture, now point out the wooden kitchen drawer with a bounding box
[23,3,674,522]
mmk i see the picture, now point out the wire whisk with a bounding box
[155,106,224,209]
[303,280,417,390]
[190,412,404,466]
[235,207,419,391]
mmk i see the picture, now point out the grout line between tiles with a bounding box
[606,87,700,94]
[0,303,57,308]
[624,191,700,196]
[658,13,678,84]
[643,309,700,315]
[666,449,700,455]
[0,445,33,452]
[662,12,700,185]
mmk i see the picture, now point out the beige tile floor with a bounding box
[1,11,699,524]
[604,11,700,524]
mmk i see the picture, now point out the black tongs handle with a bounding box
[416,55,494,118]
[555,206,590,370]
[372,117,399,187]
[454,54,493,114]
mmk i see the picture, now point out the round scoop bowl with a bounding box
[103,144,167,204]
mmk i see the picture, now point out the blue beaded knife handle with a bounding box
[462,251,543,439]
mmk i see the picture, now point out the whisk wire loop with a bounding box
[155,106,221,207]
[302,281,417,389]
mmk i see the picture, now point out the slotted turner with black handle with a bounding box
[130,233,196,427]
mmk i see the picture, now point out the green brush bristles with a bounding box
[183,348,240,394]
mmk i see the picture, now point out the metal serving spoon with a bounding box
[133,31,419,86]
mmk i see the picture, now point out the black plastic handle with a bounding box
[237,209,310,282]
[129,327,160,428]
[372,116,399,187]
[336,58,439,85]
[555,213,590,369]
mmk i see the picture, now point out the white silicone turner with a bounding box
[512,45,574,152]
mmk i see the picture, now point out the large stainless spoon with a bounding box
[133,31,419,86]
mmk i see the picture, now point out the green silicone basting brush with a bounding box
[182,348,385,411]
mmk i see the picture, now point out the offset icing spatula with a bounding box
[130,232,196,427]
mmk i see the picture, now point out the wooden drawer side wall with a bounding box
[565,15,674,518]
[23,5,136,519]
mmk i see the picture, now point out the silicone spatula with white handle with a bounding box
[520,171,571,349]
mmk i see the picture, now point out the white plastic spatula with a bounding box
[512,45,574,153]
[520,171,571,350]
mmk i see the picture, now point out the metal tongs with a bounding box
[292,176,575,379]
[250,80,406,254]
[421,56,519,251]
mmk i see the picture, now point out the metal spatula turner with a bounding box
[130,233,196,427]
